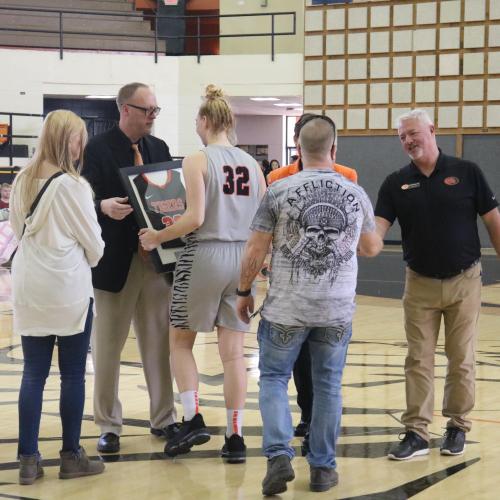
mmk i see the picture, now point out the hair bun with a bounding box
[205,84,224,100]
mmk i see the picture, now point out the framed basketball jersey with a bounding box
[120,160,186,273]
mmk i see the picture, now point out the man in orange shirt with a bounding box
[267,113,358,445]
[267,114,357,185]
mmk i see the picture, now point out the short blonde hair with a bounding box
[17,110,87,214]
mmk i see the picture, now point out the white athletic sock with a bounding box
[226,409,244,437]
[180,390,199,421]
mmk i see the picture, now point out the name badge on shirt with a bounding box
[401,182,420,190]
[444,176,460,186]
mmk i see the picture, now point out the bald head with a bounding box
[298,117,336,168]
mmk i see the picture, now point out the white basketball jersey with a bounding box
[192,144,262,242]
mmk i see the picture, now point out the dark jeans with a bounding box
[18,300,93,456]
[293,341,313,423]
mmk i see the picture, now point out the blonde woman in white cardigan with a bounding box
[9,110,105,485]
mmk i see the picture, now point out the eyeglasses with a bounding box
[125,103,161,117]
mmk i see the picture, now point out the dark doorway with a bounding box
[43,97,119,137]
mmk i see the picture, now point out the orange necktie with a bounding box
[131,143,144,166]
[132,143,148,260]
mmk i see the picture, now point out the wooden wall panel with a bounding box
[304,0,500,137]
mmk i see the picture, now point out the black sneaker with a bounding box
[440,427,466,455]
[150,422,181,439]
[387,431,429,460]
[294,420,309,437]
[221,434,246,464]
[164,413,210,457]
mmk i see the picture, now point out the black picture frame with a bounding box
[119,160,186,273]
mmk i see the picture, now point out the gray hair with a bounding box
[395,109,434,129]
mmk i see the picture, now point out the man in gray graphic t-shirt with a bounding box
[251,170,375,327]
[235,116,382,495]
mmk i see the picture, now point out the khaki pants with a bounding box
[91,253,176,435]
[401,263,481,441]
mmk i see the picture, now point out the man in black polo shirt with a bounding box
[375,109,500,461]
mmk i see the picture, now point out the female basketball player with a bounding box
[140,85,266,463]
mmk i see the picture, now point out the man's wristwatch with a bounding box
[236,288,252,297]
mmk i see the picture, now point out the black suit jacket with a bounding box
[82,126,172,292]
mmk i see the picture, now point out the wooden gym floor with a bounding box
[0,249,499,499]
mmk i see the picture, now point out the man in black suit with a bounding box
[82,82,177,453]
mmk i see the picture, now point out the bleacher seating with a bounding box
[0,0,166,53]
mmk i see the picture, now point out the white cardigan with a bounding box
[10,173,104,336]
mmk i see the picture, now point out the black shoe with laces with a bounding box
[221,434,246,463]
[310,465,339,492]
[262,455,295,496]
[387,430,429,460]
[440,427,466,455]
[164,413,210,457]
[150,422,181,439]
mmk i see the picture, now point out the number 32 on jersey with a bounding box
[222,165,250,196]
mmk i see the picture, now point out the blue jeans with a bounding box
[18,300,93,456]
[258,318,351,469]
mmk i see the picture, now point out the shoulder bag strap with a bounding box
[21,171,64,238]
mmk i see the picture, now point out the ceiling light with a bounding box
[85,95,116,99]
[250,97,280,101]
[273,102,302,107]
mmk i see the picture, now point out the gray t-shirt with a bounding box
[251,169,375,327]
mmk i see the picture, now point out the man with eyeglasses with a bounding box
[82,82,178,454]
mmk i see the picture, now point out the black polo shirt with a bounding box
[375,151,498,278]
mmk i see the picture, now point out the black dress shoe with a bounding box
[97,432,120,453]
[301,432,310,457]
[294,420,309,437]
[150,423,181,440]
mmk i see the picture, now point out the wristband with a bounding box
[236,288,252,297]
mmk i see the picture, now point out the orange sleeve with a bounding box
[333,163,358,184]
[266,170,279,185]
[269,162,358,184]
[267,165,294,185]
